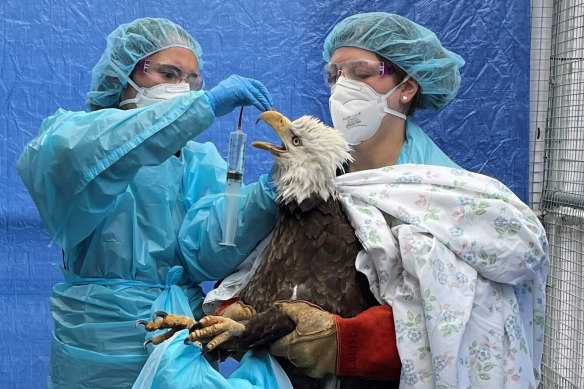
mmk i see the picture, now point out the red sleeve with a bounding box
[213,298,239,315]
[334,305,401,380]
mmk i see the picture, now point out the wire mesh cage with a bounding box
[531,0,584,388]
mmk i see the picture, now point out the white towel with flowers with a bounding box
[335,164,548,389]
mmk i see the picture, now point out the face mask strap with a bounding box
[109,60,145,94]
[125,77,145,94]
[383,107,407,120]
[381,75,411,120]
[380,75,411,100]
[119,97,140,108]
[117,63,147,108]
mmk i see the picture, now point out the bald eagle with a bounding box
[140,111,380,388]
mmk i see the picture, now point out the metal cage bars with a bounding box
[535,1,584,388]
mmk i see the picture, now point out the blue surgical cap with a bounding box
[87,17,203,111]
[323,12,465,111]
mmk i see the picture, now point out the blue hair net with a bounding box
[323,12,465,111]
[87,17,203,111]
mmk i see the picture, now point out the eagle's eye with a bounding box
[292,136,301,146]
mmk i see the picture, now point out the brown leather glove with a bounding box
[269,300,337,378]
[216,299,256,321]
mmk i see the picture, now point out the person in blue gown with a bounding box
[17,17,279,388]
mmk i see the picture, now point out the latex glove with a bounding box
[205,75,273,117]
[269,300,337,378]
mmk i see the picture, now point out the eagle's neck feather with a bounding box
[274,161,338,205]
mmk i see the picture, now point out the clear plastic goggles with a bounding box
[324,60,396,87]
[135,59,204,91]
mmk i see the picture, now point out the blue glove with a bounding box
[205,75,273,117]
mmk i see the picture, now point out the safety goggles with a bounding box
[135,59,204,91]
[324,60,396,87]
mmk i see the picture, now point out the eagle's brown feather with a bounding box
[221,196,385,389]
[239,196,373,317]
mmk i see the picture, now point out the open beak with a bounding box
[252,110,292,154]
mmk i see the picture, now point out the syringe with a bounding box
[220,107,247,246]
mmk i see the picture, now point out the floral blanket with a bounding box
[205,164,548,388]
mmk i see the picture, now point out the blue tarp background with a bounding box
[0,1,530,387]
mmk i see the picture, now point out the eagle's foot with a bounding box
[136,311,197,346]
[186,315,245,351]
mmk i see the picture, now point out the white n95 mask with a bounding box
[329,76,410,145]
[119,78,190,108]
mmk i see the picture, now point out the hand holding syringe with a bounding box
[220,107,247,246]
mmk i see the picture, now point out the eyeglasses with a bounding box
[135,59,204,91]
[324,60,396,87]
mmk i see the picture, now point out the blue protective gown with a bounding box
[397,120,459,168]
[16,91,278,389]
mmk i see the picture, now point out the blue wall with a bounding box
[0,1,530,387]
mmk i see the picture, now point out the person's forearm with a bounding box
[335,305,401,380]
[18,92,213,199]
[179,174,277,282]
[16,92,214,243]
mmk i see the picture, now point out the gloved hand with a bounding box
[269,300,337,378]
[205,75,273,117]
[216,299,256,322]
[270,302,402,380]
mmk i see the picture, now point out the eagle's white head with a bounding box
[253,110,352,205]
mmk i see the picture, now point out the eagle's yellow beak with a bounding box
[253,110,292,154]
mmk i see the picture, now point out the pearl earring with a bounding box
[402,96,408,102]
